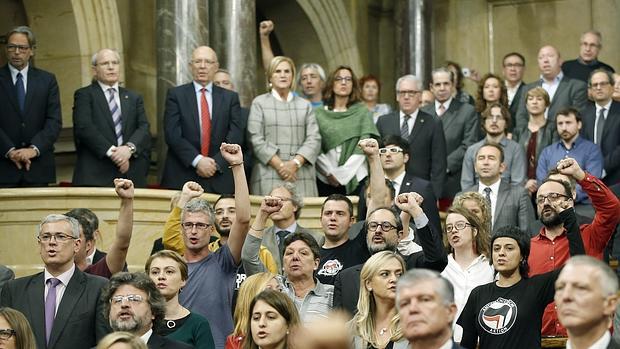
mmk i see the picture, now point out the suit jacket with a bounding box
[376,110,447,197]
[161,83,243,193]
[72,82,151,187]
[92,249,107,264]
[261,224,322,272]
[462,180,536,236]
[422,100,478,198]
[581,101,620,185]
[508,82,527,128]
[0,268,109,349]
[608,336,620,349]
[147,333,194,349]
[0,64,62,185]
[515,76,588,131]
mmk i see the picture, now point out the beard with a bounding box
[367,235,399,254]
[110,315,142,333]
[540,206,562,227]
[216,226,230,237]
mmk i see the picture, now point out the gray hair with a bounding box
[182,198,216,225]
[395,74,422,92]
[581,29,602,46]
[37,214,80,239]
[6,26,36,48]
[564,256,619,297]
[396,269,455,308]
[91,49,121,66]
[271,182,304,219]
[430,67,454,84]
[296,63,326,87]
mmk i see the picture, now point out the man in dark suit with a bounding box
[422,68,478,200]
[0,214,109,349]
[555,256,620,349]
[461,143,535,235]
[581,69,620,185]
[102,272,193,349]
[161,46,243,194]
[377,74,447,198]
[397,269,466,349]
[515,45,588,131]
[0,26,61,187]
[502,52,528,124]
[72,48,151,187]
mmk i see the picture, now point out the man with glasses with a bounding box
[0,26,61,187]
[0,214,109,349]
[102,272,192,348]
[562,30,615,83]
[502,52,528,121]
[377,74,447,198]
[581,69,620,185]
[72,48,151,187]
[528,157,620,337]
[161,46,243,194]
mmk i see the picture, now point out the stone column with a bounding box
[155,0,209,179]
[210,1,257,108]
[396,0,432,86]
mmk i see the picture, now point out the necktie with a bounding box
[45,278,61,344]
[400,114,410,138]
[15,72,25,112]
[107,88,123,145]
[437,103,446,116]
[276,230,291,255]
[596,108,606,145]
[483,187,492,207]
[200,88,212,156]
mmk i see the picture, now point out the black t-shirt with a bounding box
[316,228,369,285]
[562,59,615,82]
[457,270,559,349]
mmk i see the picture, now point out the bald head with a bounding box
[537,45,562,81]
[190,46,219,85]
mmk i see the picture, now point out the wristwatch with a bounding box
[292,158,302,169]
[126,143,136,155]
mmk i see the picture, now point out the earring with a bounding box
[286,330,290,335]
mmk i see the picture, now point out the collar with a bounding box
[486,136,509,147]
[566,330,610,349]
[505,81,522,90]
[193,81,213,93]
[97,80,120,93]
[284,278,329,296]
[44,263,76,287]
[86,249,97,266]
[8,63,29,79]
[577,57,600,67]
[271,89,294,102]
[438,338,454,349]
[596,100,612,111]
[140,328,153,344]
[559,135,583,150]
[389,171,406,187]
[435,98,452,110]
[479,178,501,194]
[400,109,419,120]
[275,222,298,234]
[540,71,563,84]
[537,225,567,240]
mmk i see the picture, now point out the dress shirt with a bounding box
[399,109,418,135]
[44,264,76,315]
[388,171,406,195]
[541,72,564,102]
[506,81,522,105]
[8,63,29,91]
[536,136,604,203]
[438,339,454,349]
[139,328,153,344]
[271,89,294,102]
[478,179,501,227]
[98,81,123,156]
[281,278,333,324]
[594,100,612,142]
[85,249,96,266]
[191,81,214,167]
[434,98,453,115]
[274,222,298,245]
[566,331,610,349]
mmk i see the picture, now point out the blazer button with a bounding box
[21,142,26,146]
[21,123,26,127]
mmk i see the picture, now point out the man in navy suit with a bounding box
[72,48,151,187]
[161,46,243,194]
[0,26,61,187]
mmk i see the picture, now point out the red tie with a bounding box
[200,88,211,156]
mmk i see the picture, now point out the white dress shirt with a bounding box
[566,331,611,349]
[399,109,419,135]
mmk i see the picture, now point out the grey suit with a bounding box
[515,76,588,131]
[0,269,109,349]
[422,99,478,198]
[462,180,535,236]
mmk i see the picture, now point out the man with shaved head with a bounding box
[72,48,152,187]
[161,46,243,194]
[515,45,588,131]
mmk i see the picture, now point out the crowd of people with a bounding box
[1,20,620,349]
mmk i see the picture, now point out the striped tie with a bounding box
[108,88,123,145]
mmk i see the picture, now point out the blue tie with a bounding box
[15,72,25,112]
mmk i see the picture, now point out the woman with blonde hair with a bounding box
[351,251,407,349]
[226,272,280,349]
[452,191,492,232]
[96,332,147,349]
[0,307,36,349]
[243,290,301,349]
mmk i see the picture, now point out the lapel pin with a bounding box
[405,182,410,186]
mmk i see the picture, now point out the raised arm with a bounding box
[242,196,283,275]
[105,179,134,274]
[259,20,275,71]
[359,138,389,217]
[162,181,204,254]
[220,143,250,264]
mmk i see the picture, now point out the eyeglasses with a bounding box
[6,44,30,52]
[379,147,403,154]
[535,192,572,205]
[38,233,76,243]
[334,76,353,83]
[503,63,524,68]
[191,59,217,66]
[397,90,421,97]
[96,60,120,67]
[0,329,16,340]
[367,221,398,232]
[181,222,212,231]
[590,81,611,89]
[110,294,145,305]
[445,221,472,233]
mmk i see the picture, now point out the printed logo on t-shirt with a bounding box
[317,259,343,277]
[478,297,517,335]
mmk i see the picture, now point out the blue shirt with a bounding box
[536,136,604,202]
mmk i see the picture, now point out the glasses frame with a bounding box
[110,294,145,305]
[0,329,16,340]
[535,192,572,205]
[181,222,212,231]
[38,233,77,243]
[367,221,398,232]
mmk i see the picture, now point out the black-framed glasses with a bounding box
[110,294,145,305]
[181,222,212,231]
[397,90,421,97]
[6,44,30,52]
[535,192,572,205]
[367,221,398,232]
[446,221,472,233]
[0,329,16,340]
[379,147,403,154]
[590,81,611,89]
[38,233,76,243]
